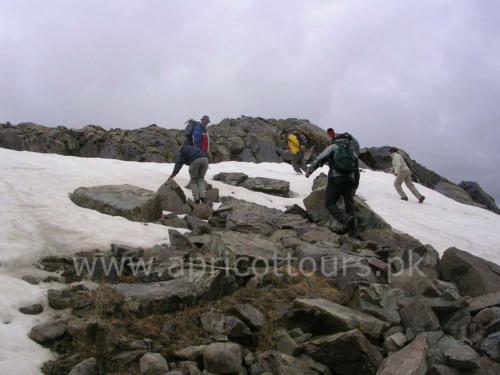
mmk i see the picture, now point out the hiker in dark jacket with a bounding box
[168,145,209,203]
[305,133,360,236]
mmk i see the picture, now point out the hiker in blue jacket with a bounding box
[306,133,360,236]
[168,145,209,204]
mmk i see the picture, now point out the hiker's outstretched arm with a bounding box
[310,144,335,172]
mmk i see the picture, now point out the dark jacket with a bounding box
[172,146,208,176]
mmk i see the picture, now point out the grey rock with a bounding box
[301,329,382,375]
[209,197,308,236]
[190,202,213,220]
[438,335,480,370]
[113,271,235,316]
[350,284,406,324]
[274,329,299,356]
[68,358,99,375]
[19,303,43,315]
[70,184,162,222]
[291,298,387,339]
[22,275,41,285]
[139,352,169,374]
[174,345,207,367]
[251,350,330,375]
[240,177,290,197]
[205,231,285,271]
[377,335,428,375]
[157,180,191,215]
[439,247,500,298]
[229,303,266,331]
[384,332,407,352]
[481,332,500,362]
[213,172,248,185]
[442,309,471,340]
[203,342,242,374]
[29,320,67,344]
[200,311,253,345]
[184,215,212,235]
[400,298,441,334]
[467,291,500,312]
[459,181,500,214]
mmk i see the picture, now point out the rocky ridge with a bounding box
[22,170,500,375]
[1,117,498,213]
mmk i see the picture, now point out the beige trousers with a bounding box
[394,169,423,200]
[189,157,209,200]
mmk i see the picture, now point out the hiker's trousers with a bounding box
[189,157,209,200]
[325,178,355,225]
[291,150,306,173]
[394,169,423,200]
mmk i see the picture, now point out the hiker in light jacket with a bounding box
[168,145,209,204]
[288,131,306,174]
[389,147,425,203]
[306,133,360,236]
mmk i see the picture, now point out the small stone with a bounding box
[385,332,407,352]
[22,275,41,285]
[29,320,67,344]
[19,303,43,315]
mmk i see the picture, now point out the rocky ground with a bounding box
[19,173,500,375]
[1,117,498,214]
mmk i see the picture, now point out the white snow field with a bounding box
[1,147,499,374]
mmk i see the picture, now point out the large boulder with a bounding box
[301,329,383,375]
[303,188,390,232]
[70,184,162,222]
[290,298,387,339]
[113,271,235,316]
[459,181,500,214]
[213,172,248,186]
[439,247,500,297]
[157,180,191,214]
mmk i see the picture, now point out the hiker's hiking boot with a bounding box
[419,196,426,204]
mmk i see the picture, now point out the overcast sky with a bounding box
[1,0,499,201]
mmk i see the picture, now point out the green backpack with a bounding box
[331,137,357,174]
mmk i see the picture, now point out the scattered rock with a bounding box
[190,202,213,220]
[213,172,249,185]
[70,184,162,222]
[377,335,428,375]
[291,298,387,339]
[467,291,500,312]
[438,335,479,370]
[139,352,169,374]
[301,329,383,374]
[22,275,41,285]
[68,358,99,375]
[384,332,407,352]
[240,176,290,197]
[29,320,67,344]
[273,329,299,356]
[203,342,242,374]
[229,303,266,331]
[481,332,500,362]
[400,298,441,334]
[19,303,43,315]
[113,271,235,316]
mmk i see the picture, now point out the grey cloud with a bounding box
[0,0,499,201]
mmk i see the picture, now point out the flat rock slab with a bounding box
[70,184,162,222]
[114,271,235,316]
[213,172,290,197]
[467,291,500,312]
[302,329,383,375]
[292,298,387,339]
